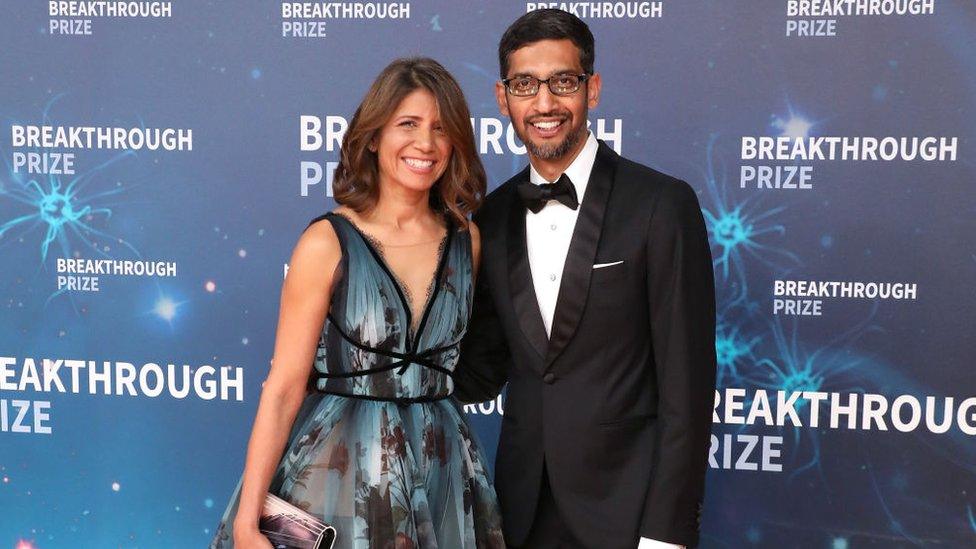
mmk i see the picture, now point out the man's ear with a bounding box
[495,81,510,117]
[586,72,602,110]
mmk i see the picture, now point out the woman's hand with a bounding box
[233,524,274,549]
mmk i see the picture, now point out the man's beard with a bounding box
[518,114,587,161]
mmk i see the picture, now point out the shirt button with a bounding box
[550,224,557,231]
[549,274,557,282]
[543,373,555,384]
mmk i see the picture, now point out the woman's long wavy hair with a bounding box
[332,57,486,228]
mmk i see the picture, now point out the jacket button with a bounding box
[543,373,555,384]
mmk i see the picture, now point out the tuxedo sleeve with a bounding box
[639,180,717,547]
[452,218,511,404]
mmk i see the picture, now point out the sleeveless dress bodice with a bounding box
[313,212,471,402]
[211,212,504,549]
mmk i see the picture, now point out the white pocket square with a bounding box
[592,261,624,269]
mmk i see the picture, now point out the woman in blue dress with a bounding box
[212,57,504,549]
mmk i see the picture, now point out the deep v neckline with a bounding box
[331,212,453,350]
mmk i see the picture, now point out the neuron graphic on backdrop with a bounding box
[0,95,142,309]
[692,103,966,542]
[699,133,801,313]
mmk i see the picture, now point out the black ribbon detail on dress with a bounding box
[314,313,459,381]
[517,173,579,213]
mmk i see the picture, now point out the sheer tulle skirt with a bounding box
[211,393,504,549]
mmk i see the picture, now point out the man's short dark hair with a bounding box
[498,9,595,78]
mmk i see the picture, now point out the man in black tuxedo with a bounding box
[454,9,717,549]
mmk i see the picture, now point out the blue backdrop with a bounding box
[2,1,975,547]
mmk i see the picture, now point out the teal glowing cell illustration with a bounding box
[697,134,800,308]
[742,316,875,480]
[2,98,139,266]
[1,97,142,310]
[714,321,760,388]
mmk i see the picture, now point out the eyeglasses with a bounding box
[502,73,590,97]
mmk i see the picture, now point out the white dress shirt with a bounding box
[524,132,684,549]
[525,132,598,335]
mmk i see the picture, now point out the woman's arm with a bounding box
[232,219,341,543]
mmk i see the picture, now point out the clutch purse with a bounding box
[259,493,337,549]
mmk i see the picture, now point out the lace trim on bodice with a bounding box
[332,211,449,337]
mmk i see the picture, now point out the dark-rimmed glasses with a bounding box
[502,73,590,97]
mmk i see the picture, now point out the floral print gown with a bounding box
[211,212,505,549]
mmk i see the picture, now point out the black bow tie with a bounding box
[517,173,579,214]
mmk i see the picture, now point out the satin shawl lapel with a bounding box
[545,141,617,368]
[506,170,549,364]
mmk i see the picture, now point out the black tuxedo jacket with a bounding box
[454,141,717,548]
